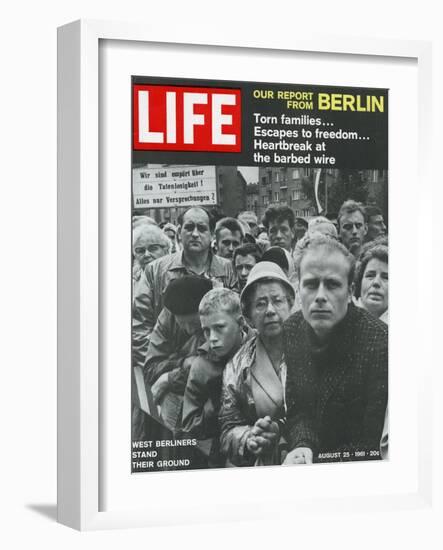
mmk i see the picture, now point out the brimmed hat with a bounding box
[240,261,295,310]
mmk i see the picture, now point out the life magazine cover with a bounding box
[131,76,388,473]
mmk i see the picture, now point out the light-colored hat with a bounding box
[240,261,295,309]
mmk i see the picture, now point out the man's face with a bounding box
[133,233,168,269]
[239,213,259,237]
[175,312,202,336]
[179,208,213,255]
[367,214,386,241]
[268,219,295,251]
[294,220,307,241]
[299,246,352,341]
[200,310,242,359]
[339,210,367,256]
[247,281,292,339]
[216,228,243,259]
[234,254,258,289]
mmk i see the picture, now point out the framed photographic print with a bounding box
[57,19,433,530]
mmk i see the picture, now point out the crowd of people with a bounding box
[131,198,389,469]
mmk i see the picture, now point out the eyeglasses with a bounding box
[134,244,166,255]
[253,295,288,312]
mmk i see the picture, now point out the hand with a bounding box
[282,447,313,465]
[246,434,262,456]
[253,416,279,444]
[246,416,279,456]
[151,373,170,403]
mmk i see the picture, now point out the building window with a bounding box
[274,191,279,202]
[292,169,300,179]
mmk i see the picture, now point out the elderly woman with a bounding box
[132,223,170,293]
[354,241,389,324]
[219,261,295,466]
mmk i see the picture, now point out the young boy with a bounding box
[182,288,251,465]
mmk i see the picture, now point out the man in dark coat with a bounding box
[283,234,388,464]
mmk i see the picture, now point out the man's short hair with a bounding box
[294,233,356,285]
[232,243,262,264]
[199,288,241,317]
[365,205,383,219]
[337,200,367,229]
[354,241,389,299]
[133,223,171,251]
[177,207,216,232]
[215,217,245,241]
[262,205,295,229]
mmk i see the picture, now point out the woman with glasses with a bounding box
[219,261,294,466]
[132,223,170,295]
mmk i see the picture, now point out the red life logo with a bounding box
[133,85,242,152]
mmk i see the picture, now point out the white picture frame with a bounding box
[57,19,433,531]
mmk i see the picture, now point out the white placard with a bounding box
[133,165,217,209]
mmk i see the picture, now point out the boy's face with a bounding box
[200,311,243,360]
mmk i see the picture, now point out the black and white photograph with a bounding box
[131,76,389,473]
[3,0,439,543]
